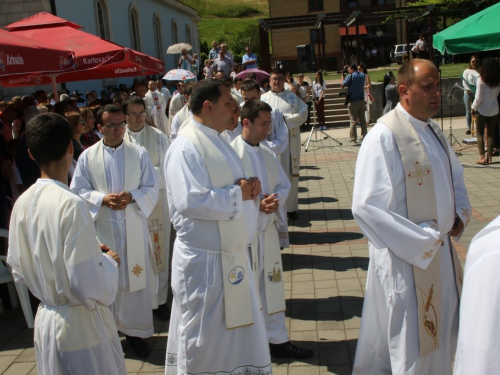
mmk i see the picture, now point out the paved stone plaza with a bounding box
[1,117,498,374]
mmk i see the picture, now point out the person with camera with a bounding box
[341,64,366,143]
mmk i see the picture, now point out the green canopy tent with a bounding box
[433,2,500,54]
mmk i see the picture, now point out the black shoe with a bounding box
[287,211,298,220]
[157,302,170,321]
[270,341,314,359]
[465,129,471,135]
[125,335,150,358]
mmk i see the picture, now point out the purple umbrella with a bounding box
[235,68,270,84]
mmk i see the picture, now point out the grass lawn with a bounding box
[368,63,468,82]
[198,17,261,46]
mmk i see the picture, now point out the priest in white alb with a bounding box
[232,99,313,359]
[221,93,242,143]
[240,79,290,247]
[351,59,471,375]
[164,79,271,374]
[71,105,159,359]
[8,113,126,375]
[123,96,171,321]
[145,80,169,135]
[261,68,307,221]
[453,215,500,375]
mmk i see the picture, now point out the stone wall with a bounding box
[0,1,52,28]
[369,77,466,123]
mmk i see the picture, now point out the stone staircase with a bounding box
[323,83,350,128]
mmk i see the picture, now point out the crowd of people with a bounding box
[1,45,500,375]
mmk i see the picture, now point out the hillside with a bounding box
[180,0,269,60]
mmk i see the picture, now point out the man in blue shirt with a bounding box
[242,46,258,70]
[208,40,220,63]
[341,64,366,143]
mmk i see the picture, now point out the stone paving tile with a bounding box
[2,121,500,374]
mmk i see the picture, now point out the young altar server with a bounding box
[7,113,126,375]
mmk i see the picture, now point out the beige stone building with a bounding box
[265,0,407,73]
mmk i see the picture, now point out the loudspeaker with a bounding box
[297,44,316,73]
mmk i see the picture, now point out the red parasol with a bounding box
[0,29,74,78]
[1,12,164,88]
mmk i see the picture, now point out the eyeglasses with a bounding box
[101,122,127,129]
[127,111,146,117]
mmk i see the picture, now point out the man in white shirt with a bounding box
[164,79,271,375]
[71,105,159,359]
[233,99,312,359]
[8,113,125,375]
[351,59,471,375]
[123,96,171,321]
[261,68,308,221]
[145,80,169,135]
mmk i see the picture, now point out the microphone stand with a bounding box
[447,82,463,150]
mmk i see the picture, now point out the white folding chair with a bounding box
[0,228,34,328]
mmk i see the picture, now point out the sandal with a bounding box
[487,156,493,165]
[477,157,487,165]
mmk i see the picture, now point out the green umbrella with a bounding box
[433,2,500,54]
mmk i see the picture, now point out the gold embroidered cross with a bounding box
[423,250,434,259]
[408,161,431,186]
[132,264,143,277]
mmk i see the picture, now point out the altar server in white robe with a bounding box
[123,96,171,321]
[7,113,126,375]
[164,79,271,375]
[145,80,169,135]
[261,68,307,221]
[351,60,471,375]
[232,99,313,359]
[71,105,159,359]
[241,79,290,247]
[453,215,500,375]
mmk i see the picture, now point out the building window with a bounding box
[154,15,163,60]
[309,0,324,11]
[186,25,192,46]
[95,0,110,39]
[130,8,141,51]
[171,20,179,67]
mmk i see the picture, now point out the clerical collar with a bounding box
[127,126,145,136]
[191,118,219,136]
[396,103,431,128]
[271,89,285,94]
[103,139,124,151]
[242,137,260,148]
[37,178,70,191]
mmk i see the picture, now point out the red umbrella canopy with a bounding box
[1,12,164,87]
[0,29,74,78]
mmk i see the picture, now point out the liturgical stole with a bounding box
[379,109,463,358]
[179,121,253,330]
[124,126,167,274]
[231,136,286,315]
[87,139,147,293]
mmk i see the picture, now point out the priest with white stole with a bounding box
[145,80,169,136]
[122,96,171,321]
[261,68,307,221]
[169,82,195,140]
[453,215,500,375]
[164,79,272,374]
[241,79,290,247]
[168,81,193,132]
[70,104,159,359]
[232,99,313,359]
[351,59,471,375]
[7,113,126,375]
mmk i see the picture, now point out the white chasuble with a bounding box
[7,179,126,375]
[351,104,470,375]
[454,215,500,375]
[125,125,170,275]
[71,140,159,338]
[145,90,169,135]
[231,136,290,317]
[261,90,307,213]
[164,119,271,375]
